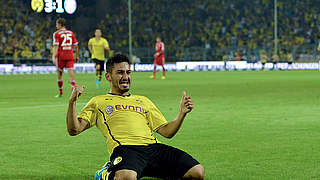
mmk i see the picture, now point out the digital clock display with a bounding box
[31,0,77,14]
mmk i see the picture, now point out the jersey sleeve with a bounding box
[88,38,92,46]
[77,97,97,127]
[72,32,78,46]
[53,32,59,46]
[144,97,168,131]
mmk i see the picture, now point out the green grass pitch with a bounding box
[1,71,320,179]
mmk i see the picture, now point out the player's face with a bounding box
[95,30,102,38]
[156,37,161,43]
[107,62,131,95]
[56,22,61,29]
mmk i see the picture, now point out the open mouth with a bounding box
[120,81,129,85]
[119,81,129,88]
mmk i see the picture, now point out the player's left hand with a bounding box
[70,85,85,103]
[180,91,194,114]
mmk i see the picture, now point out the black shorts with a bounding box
[107,143,200,179]
[92,58,105,71]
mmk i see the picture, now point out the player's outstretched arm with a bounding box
[66,85,89,136]
[157,92,194,138]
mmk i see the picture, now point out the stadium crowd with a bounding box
[1,0,319,62]
[0,0,53,61]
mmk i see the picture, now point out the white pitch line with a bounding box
[0,102,87,111]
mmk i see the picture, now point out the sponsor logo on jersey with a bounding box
[105,104,146,114]
[114,104,145,113]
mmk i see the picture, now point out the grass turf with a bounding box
[1,71,320,179]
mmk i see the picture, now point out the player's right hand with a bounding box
[70,85,85,102]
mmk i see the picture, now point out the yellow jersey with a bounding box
[261,54,268,63]
[88,37,109,61]
[78,94,168,154]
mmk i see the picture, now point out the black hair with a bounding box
[106,53,130,73]
[56,18,66,27]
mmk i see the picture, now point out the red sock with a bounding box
[57,80,63,95]
[153,66,156,78]
[70,80,76,90]
[162,66,166,77]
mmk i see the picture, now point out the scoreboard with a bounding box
[31,0,77,14]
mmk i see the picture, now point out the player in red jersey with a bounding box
[150,37,166,79]
[52,18,79,98]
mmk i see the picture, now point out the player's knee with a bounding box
[96,64,101,70]
[184,164,205,180]
[114,170,137,180]
[193,164,205,180]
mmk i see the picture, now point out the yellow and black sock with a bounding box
[96,70,102,81]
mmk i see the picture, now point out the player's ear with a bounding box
[105,72,111,81]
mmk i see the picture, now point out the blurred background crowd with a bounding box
[1,0,320,63]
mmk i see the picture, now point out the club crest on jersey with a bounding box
[105,105,114,115]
